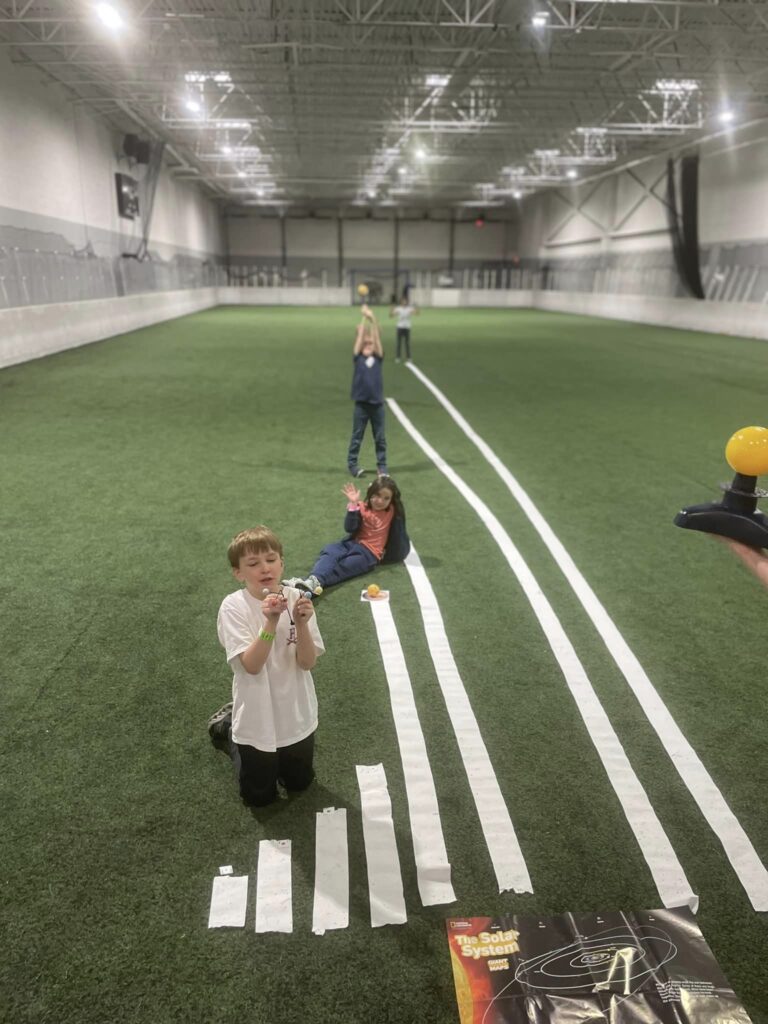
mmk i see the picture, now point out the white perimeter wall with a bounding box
[0,49,224,259]
[518,120,768,261]
[6,283,768,371]
[226,213,517,271]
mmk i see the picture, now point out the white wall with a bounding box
[0,48,224,260]
[224,212,518,270]
[519,120,768,261]
[0,289,219,369]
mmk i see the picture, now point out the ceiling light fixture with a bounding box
[95,3,123,29]
[718,108,735,124]
[184,98,202,113]
[532,12,549,27]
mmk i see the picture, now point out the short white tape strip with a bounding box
[255,839,293,933]
[356,764,407,927]
[405,544,533,895]
[208,874,248,929]
[368,600,456,907]
[312,808,349,935]
[388,398,696,912]
[403,365,768,913]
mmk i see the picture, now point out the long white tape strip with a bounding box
[387,398,696,911]
[255,839,292,933]
[312,808,349,935]
[402,365,768,913]
[356,764,407,927]
[208,874,248,928]
[405,544,532,895]
[367,599,456,907]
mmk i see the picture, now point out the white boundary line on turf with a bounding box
[405,544,533,895]
[402,364,768,913]
[367,598,456,907]
[387,397,697,912]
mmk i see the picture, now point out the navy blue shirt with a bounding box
[350,353,384,404]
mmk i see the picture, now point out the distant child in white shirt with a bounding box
[390,296,419,362]
[208,526,324,807]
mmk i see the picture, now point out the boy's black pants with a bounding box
[233,731,315,807]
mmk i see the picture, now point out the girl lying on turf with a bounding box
[283,476,410,594]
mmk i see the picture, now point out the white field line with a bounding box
[368,598,456,907]
[401,363,768,913]
[405,544,533,895]
[387,397,696,911]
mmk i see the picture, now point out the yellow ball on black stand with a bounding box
[674,426,768,547]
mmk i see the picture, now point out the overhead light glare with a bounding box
[184,97,202,113]
[95,3,123,29]
[654,78,699,93]
[532,12,549,27]
[237,170,246,178]
[220,145,232,155]
[415,147,426,160]
[398,166,407,176]
[512,189,522,199]
[566,168,578,179]
[425,74,450,88]
[718,108,735,124]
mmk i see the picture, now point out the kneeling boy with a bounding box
[209,526,324,807]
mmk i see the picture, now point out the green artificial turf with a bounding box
[1,305,767,1023]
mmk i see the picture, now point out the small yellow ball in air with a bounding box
[725,425,768,476]
[367,584,380,598]
[357,283,369,297]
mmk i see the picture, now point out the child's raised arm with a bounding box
[353,321,367,354]
[369,319,383,356]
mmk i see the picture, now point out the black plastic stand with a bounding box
[674,473,768,548]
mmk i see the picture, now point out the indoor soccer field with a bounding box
[2,305,767,1023]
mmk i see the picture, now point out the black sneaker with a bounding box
[348,467,366,478]
[207,703,232,750]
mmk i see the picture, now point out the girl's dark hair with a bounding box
[365,475,404,518]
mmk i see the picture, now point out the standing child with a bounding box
[283,476,410,594]
[347,308,388,479]
[208,526,324,808]
[390,295,419,363]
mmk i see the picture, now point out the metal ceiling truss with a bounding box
[2,0,767,209]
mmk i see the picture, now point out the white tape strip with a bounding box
[312,808,349,935]
[356,764,407,927]
[405,544,533,895]
[255,839,293,933]
[368,600,456,907]
[388,397,696,912]
[402,365,768,913]
[208,874,248,929]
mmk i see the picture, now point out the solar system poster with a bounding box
[445,906,752,1024]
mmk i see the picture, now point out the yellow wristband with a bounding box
[258,628,275,642]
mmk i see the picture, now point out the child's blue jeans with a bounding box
[311,539,377,588]
[347,401,387,473]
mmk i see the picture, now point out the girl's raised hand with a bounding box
[294,596,315,623]
[342,482,361,502]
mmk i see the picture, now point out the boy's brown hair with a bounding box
[227,526,283,568]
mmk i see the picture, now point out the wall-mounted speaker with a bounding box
[123,134,151,164]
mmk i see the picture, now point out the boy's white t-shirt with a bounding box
[217,586,324,752]
[395,304,414,329]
